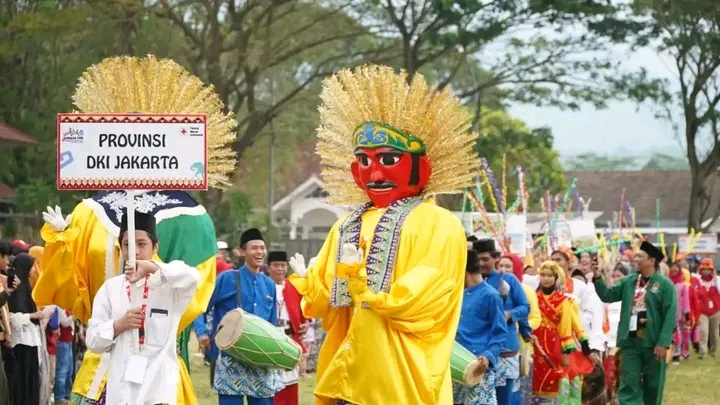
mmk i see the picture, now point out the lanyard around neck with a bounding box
[126,276,150,346]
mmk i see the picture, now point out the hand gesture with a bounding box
[3,275,20,293]
[115,308,144,334]
[654,345,668,361]
[125,260,159,283]
[475,355,489,375]
[336,244,365,278]
[340,244,364,266]
[42,205,71,232]
[289,253,307,277]
[197,335,211,352]
[346,267,370,303]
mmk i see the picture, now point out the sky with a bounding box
[506,42,686,159]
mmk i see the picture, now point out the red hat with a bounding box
[698,258,715,271]
[12,240,29,249]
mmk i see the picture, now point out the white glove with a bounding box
[42,205,71,232]
[340,243,363,266]
[289,253,307,277]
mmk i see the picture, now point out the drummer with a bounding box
[266,250,310,405]
[453,250,508,405]
[204,228,284,405]
[472,239,530,405]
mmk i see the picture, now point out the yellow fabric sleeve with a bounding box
[288,218,343,320]
[559,300,577,351]
[522,284,541,330]
[360,209,467,335]
[34,202,114,323]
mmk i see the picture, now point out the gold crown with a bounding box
[316,65,482,206]
[72,55,237,189]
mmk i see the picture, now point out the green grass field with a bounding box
[188,348,720,405]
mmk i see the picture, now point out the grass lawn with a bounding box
[188,344,720,405]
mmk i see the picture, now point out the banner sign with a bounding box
[57,113,208,190]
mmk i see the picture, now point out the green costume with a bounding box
[594,272,677,405]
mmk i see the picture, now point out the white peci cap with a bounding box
[217,241,228,250]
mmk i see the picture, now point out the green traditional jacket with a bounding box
[594,272,677,349]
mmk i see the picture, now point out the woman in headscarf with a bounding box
[0,261,20,405]
[668,261,692,363]
[27,246,53,405]
[498,253,540,405]
[531,260,591,405]
[5,253,45,405]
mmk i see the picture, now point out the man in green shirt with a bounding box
[593,240,677,405]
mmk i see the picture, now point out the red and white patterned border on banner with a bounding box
[56,113,208,191]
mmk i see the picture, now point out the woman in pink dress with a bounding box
[669,261,692,363]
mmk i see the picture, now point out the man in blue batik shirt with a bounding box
[454,250,508,405]
[201,228,284,405]
[472,239,530,405]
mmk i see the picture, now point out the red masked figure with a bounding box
[288,65,481,405]
[350,123,432,207]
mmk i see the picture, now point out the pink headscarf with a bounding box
[502,253,525,282]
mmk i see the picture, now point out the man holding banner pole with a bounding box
[34,55,237,405]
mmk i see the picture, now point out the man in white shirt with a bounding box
[85,210,200,405]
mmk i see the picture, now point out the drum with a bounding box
[214,309,302,370]
[450,341,484,386]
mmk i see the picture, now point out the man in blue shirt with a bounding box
[454,250,507,405]
[201,228,284,405]
[472,239,530,405]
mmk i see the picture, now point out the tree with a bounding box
[564,153,638,170]
[351,0,648,110]
[474,109,567,210]
[152,0,386,168]
[620,0,720,230]
[0,0,190,213]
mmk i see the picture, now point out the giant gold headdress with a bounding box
[72,55,237,188]
[317,65,481,206]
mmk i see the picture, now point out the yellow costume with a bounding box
[520,283,541,344]
[290,65,481,405]
[34,56,237,405]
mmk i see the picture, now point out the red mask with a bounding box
[350,147,431,207]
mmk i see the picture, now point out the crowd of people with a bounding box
[1,228,717,405]
[0,239,85,405]
[4,57,719,405]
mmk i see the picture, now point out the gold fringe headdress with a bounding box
[317,65,481,206]
[73,55,237,189]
